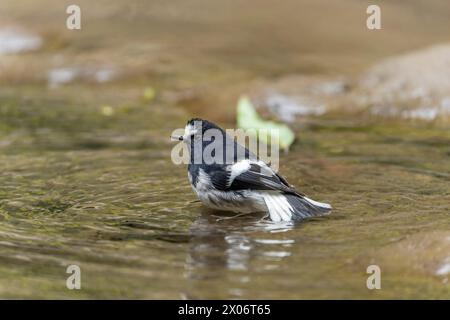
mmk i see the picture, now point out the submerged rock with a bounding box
[263,93,326,123]
[47,67,79,87]
[47,66,118,88]
[249,75,348,123]
[0,28,42,54]
[436,255,450,277]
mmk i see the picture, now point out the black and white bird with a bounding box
[171,118,331,222]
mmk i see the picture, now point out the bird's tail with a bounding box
[263,193,331,222]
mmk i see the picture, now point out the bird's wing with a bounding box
[222,159,302,195]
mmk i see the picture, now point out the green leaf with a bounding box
[236,95,295,151]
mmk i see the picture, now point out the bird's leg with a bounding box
[258,213,270,222]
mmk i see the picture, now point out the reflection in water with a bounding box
[183,210,295,299]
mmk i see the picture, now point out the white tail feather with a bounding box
[263,193,332,222]
[272,195,292,221]
[303,196,332,209]
[263,194,293,222]
[264,195,280,222]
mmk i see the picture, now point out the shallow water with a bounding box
[0,88,449,298]
[0,0,449,299]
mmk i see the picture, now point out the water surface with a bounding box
[0,92,448,298]
[0,0,449,299]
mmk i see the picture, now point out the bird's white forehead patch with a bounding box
[184,123,198,137]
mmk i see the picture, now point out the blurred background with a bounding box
[0,0,449,299]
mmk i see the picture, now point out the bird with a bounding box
[171,118,332,222]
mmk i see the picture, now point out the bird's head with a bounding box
[171,118,223,143]
[171,118,255,164]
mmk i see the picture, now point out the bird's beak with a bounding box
[170,135,183,141]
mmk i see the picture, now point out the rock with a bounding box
[358,44,450,121]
